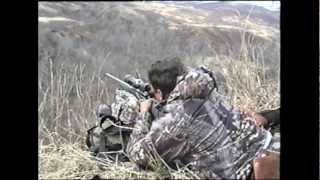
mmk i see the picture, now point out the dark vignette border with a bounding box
[8,0,38,179]
[281,0,319,179]
[32,0,39,180]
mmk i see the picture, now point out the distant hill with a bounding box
[38,2,280,78]
[161,1,279,27]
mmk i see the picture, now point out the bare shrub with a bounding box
[38,58,112,146]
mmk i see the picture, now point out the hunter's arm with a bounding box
[126,110,190,169]
[125,112,154,167]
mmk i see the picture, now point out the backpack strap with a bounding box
[86,126,97,148]
[97,115,121,153]
[99,115,117,129]
[98,130,107,153]
[97,115,116,153]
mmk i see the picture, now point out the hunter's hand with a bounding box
[140,99,153,113]
[241,109,269,128]
[253,113,269,128]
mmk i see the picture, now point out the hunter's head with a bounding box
[148,57,185,101]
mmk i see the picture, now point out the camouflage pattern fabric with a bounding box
[85,116,131,163]
[167,66,217,102]
[86,88,141,162]
[126,66,280,179]
[111,89,140,126]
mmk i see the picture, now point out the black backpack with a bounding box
[85,115,132,162]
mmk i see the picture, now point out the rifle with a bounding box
[86,73,161,161]
[104,73,151,100]
[104,73,163,118]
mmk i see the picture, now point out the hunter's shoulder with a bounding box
[188,65,228,95]
[151,103,190,131]
[180,65,219,89]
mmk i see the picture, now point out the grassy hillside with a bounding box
[39,2,280,78]
[38,2,280,179]
[39,57,279,179]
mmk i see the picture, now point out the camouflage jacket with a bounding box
[126,66,280,179]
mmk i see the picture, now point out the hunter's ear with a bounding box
[154,89,163,101]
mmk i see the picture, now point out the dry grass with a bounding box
[206,56,280,112]
[38,54,279,179]
[39,136,196,179]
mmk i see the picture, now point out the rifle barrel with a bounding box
[104,73,147,98]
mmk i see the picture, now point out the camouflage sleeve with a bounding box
[126,110,191,169]
[128,112,153,142]
[126,112,155,167]
[174,67,216,100]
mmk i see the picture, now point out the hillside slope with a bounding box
[39,2,280,79]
